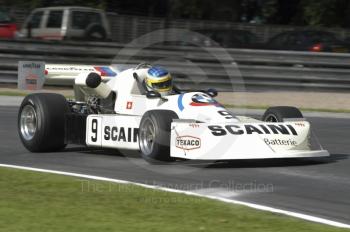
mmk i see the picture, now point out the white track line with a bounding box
[1,163,349,229]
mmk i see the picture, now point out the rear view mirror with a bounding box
[206,88,218,97]
[146,91,161,99]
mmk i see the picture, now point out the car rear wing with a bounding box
[18,61,118,90]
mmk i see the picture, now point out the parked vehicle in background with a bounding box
[19,6,111,41]
[0,9,17,39]
[265,30,350,53]
[166,29,262,49]
[195,29,262,49]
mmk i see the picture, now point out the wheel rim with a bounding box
[20,105,37,140]
[265,114,278,122]
[139,118,156,156]
[91,32,102,39]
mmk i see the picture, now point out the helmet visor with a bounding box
[151,79,172,91]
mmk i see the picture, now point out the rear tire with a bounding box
[18,93,69,152]
[139,110,178,163]
[262,106,303,122]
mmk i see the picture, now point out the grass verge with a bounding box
[0,167,348,232]
[0,91,28,97]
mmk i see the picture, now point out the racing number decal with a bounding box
[87,116,102,146]
[91,119,98,142]
[218,110,235,119]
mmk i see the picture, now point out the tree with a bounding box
[300,0,350,27]
[166,0,241,21]
[3,0,107,10]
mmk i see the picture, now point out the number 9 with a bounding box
[91,119,98,142]
[218,110,235,119]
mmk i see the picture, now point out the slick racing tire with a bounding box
[18,93,69,152]
[262,106,303,122]
[139,110,178,163]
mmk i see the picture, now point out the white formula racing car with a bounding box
[18,62,329,162]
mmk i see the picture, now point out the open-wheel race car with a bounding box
[18,62,329,163]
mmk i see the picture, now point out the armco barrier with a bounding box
[1,39,350,91]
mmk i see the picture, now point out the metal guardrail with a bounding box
[1,39,350,91]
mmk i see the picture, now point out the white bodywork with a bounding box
[20,62,330,160]
[170,121,328,159]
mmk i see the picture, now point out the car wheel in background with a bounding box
[85,24,107,41]
[262,106,303,122]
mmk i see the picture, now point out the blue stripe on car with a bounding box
[178,94,184,111]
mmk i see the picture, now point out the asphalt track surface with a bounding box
[1,105,350,225]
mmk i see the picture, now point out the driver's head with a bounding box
[145,66,173,95]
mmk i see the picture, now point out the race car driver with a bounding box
[144,66,173,96]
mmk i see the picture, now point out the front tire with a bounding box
[18,93,69,152]
[262,106,303,122]
[139,110,178,162]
